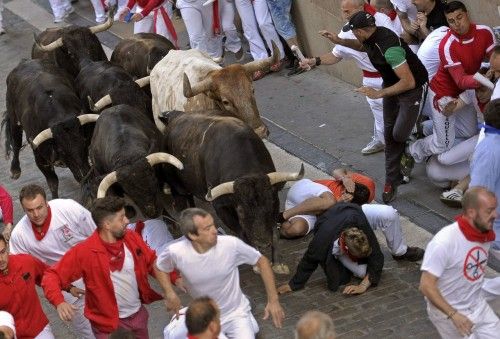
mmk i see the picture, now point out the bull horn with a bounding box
[97,171,118,198]
[89,6,115,34]
[183,73,212,98]
[88,94,112,112]
[145,152,184,170]
[267,163,305,186]
[205,181,235,202]
[77,114,100,125]
[35,37,64,52]
[31,128,53,149]
[135,76,150,88]
[243,41,280,75]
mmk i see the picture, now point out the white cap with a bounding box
[0,311,16,337]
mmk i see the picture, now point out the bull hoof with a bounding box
[272,263,290,275]
[10,170,21,180]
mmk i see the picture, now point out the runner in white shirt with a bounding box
[156,208,285,339]
[127,218,174,254]
[420,187,500,338]
[9,184,96,339]
[300,0,400,155]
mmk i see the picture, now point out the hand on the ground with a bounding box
[342,283,368,295]
[355,86,381,99]
[342,176,355,194]
[165,291,182,317]
[1,224,13,242]
[174,277,187,293]
[57,302,77,321]
[263,300,285,328]
[69,286,85,299]
[318,30,340,43]
[118,8,129,21]
[277,283,292,295]
[451,312,474,337]
[131,13,143,22]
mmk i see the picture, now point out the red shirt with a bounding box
[431,24,495,99]
[42,230,163,333]
[314,173,376,203]
[0,186,13,224]
[0,254,49,339]
[126,0,164,17]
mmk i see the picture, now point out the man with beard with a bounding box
[42,196,180,338]
[420,187,500,338]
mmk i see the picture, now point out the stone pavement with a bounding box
[1,1,499,338]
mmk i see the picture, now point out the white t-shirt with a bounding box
[127,218,174,254]
[10,199,96,265]
[333,14,399,73]
[110,246,141,318]
[156,235,261,320]
[421,222,491,311]
[0,311,16,338]
[390,0,417,21]
[417,26,449,81]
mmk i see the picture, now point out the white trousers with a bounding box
[177,0,221,58]
[221,309,259,339]
[234,0,284,60]
[426,134,478,188]
[363,76,385,144]
[361,204,407,256]
[409,88,479,163]
[220,0,241,53]
[47,0,72,19]
[64,279,95,338]
[35,324,55,339]
[428,300,500,339]
[0,0,3,29]
[89,0,107,22]
[134,3,176,43]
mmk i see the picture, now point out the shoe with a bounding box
[252,70,267,81]
[382,183,397,204]
[211,56,223,64]
[440,188,463,208]
[393,246,424,261]
[234,48,244,62]
[0,27,5,35]
[400,147,415,179]
[361,139,385,155]
[54,17,64,23]
[270,58,284,72]
[286,64,305,77]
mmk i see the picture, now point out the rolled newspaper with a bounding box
[291,45,311,71]
[473,72,495,90]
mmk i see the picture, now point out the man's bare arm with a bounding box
[283,192,336,220]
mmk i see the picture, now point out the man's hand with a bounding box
[416,12,427,30]
[263,300,285,328]
[1,224,13,242]
[450,312,474,336]
[319,30,340,44]
[164,291,182,317]
[277,283,292,295]
[299,58,315,70]
[441,99,459,117]
[131,13,144,22]
[410,20,420,35]
[342,283,368,295]
[174,277,187,293]
[69,286,85,299]
[355,86,382,99]
[342,176,355,194]
[118,8,130,21]
[57,302,77,321]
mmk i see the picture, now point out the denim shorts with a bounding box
[266,0,296,40]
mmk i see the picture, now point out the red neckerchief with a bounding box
[31,206,52,241]
[387,9,397,21]
[135,220,146,236]
[339,233,360,262]
[363,3,376,16]
[100,238,126,272]
[456,215,495,243]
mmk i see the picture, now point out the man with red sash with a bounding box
[420,187,500,338]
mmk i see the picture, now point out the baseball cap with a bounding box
[342,11,376,32]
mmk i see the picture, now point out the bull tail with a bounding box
[1,111,13,158]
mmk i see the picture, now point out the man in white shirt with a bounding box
[9,184,96,338]
[156,207,285,339]
[420,187,500,338]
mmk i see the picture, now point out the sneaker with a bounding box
[400,148,415,179]
[234,48,244,62]
[382,183,397,204]
[393,246,424,261]
[252,70,267,81]
[440,188,463,208]
[286,64,305,77]
[54,16,65,23]
[211,56,223,64]
[0,27,5,35]
[361,139,385,155]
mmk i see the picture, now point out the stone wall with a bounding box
[292,0,500,86]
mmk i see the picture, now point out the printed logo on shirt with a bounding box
[59,225,74,243]
[463,246,488,282]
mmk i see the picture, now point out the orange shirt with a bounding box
[314,173,375,203]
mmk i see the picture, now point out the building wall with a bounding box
[292,0,500,86]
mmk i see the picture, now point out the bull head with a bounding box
[31,114,99,149]
[205,163,305,201]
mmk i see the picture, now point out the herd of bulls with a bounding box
[2,8,303,270]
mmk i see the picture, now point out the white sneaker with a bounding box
[211,56,223,64]
[440,188,463,208]
[361,139,385,155]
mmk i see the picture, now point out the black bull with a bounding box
[3,59,95,198]
[161,111,303,271]
[82,105,182,218]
